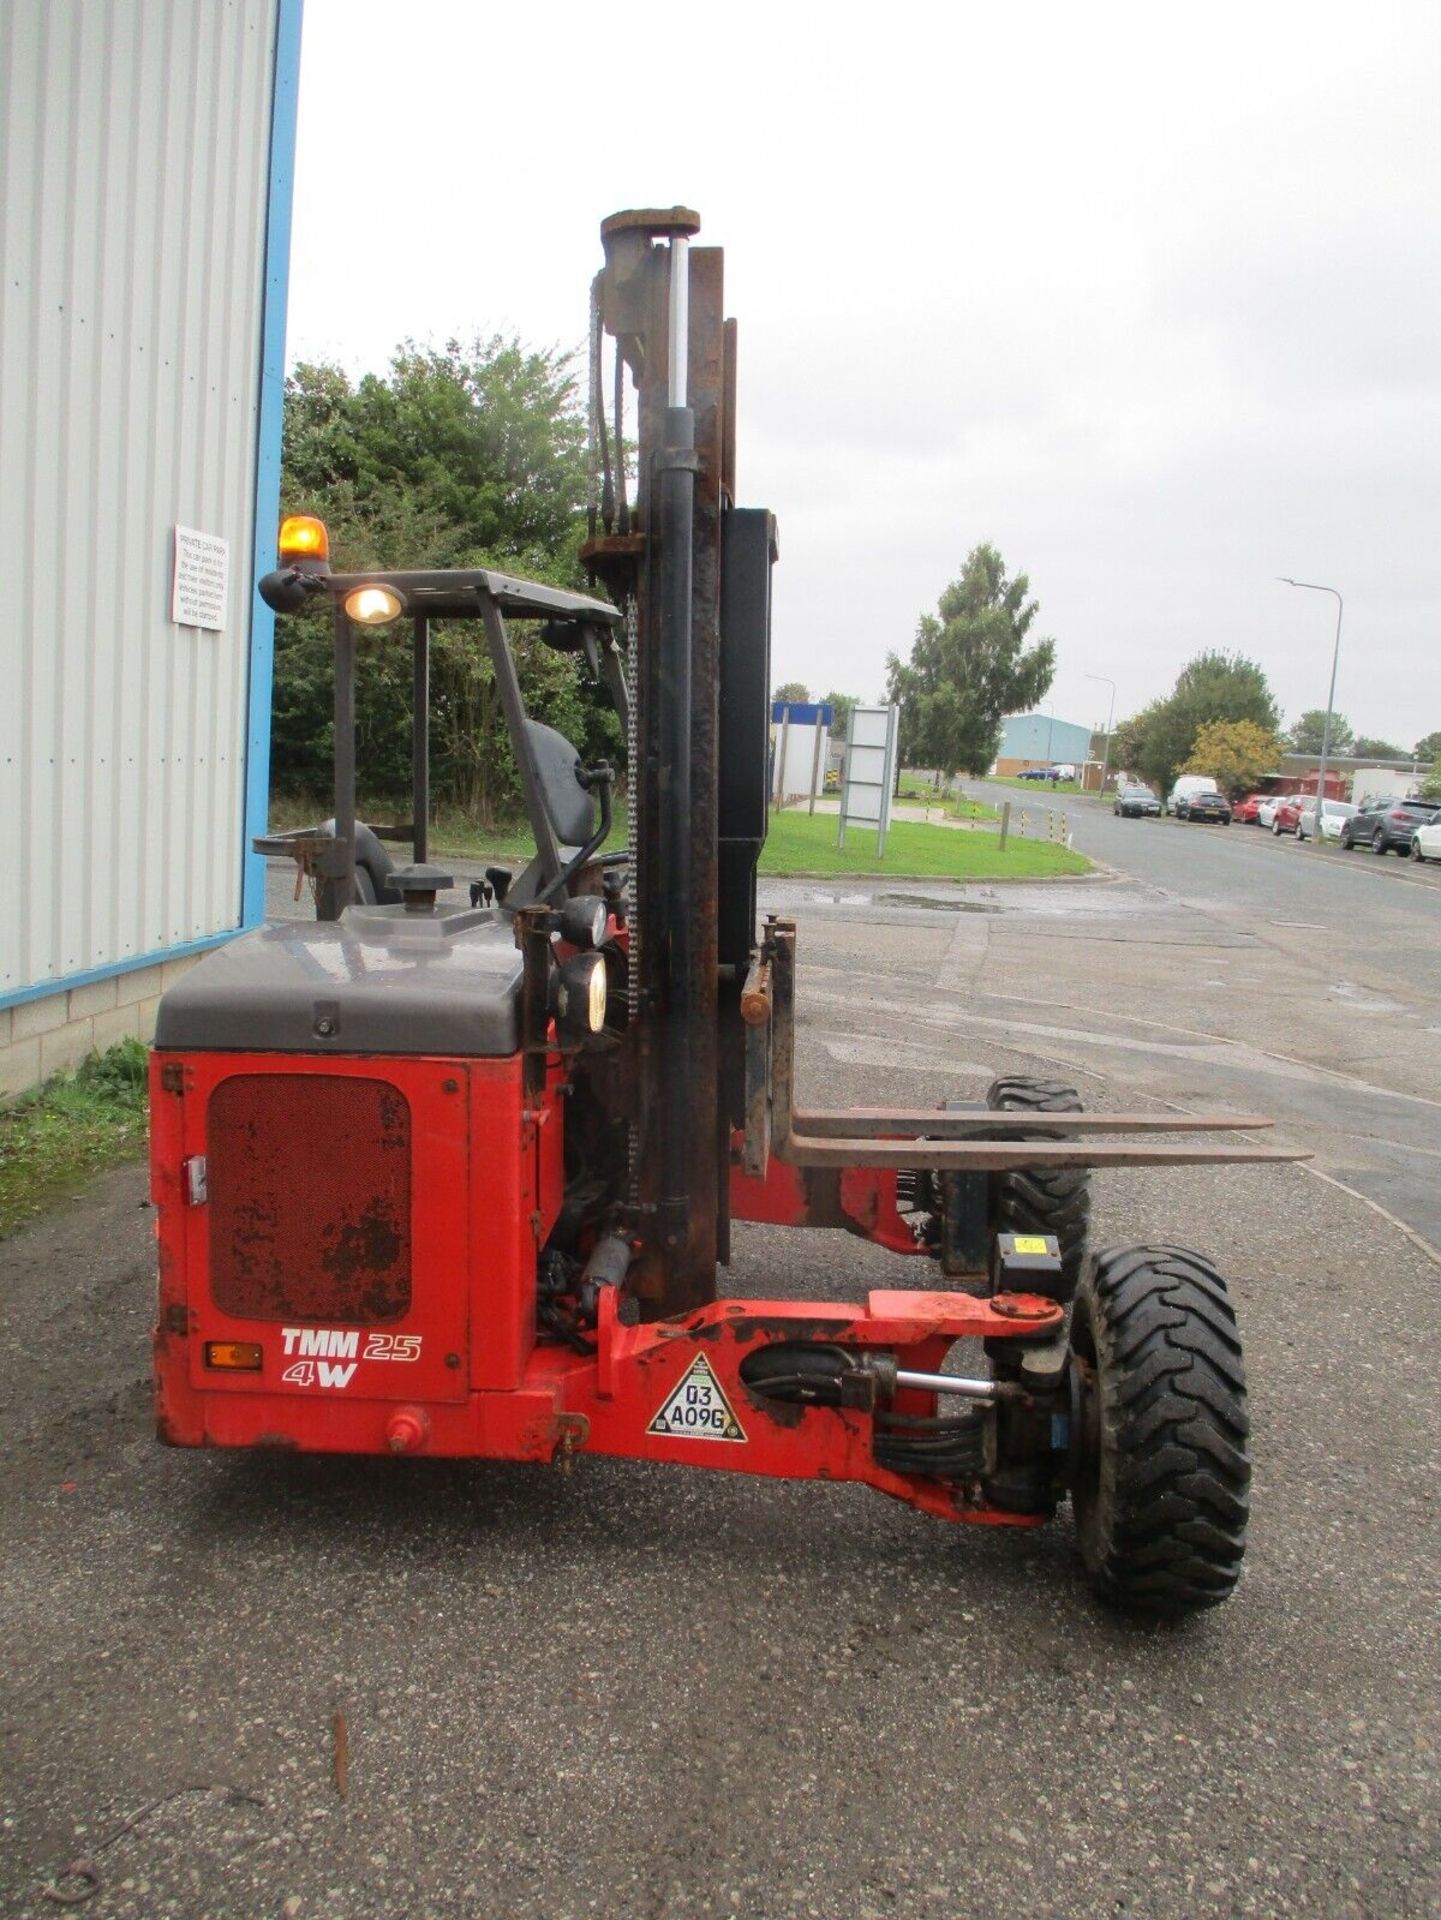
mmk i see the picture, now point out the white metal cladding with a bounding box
[0,0,279,998]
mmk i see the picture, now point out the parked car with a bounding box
[1296,799,1356,843]
[1232,793,1268,825]
[1113,782,1160,817]
[1017,766,1052,780]
[1186,790,1232,824]
[1257,792,1301,830]
[1411,818,1441,863]
[1167,775,1220,817]
[1271,796,1305,835]
[1340,797,1441,855]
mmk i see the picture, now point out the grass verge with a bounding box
[757,809,1090,878]
[267,797,629,865]
[987,776,1089,797]
[943,795,1000,823]
[268,796,1086,880]
[0,1039,149,1239]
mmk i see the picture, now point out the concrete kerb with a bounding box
[756,864,1120,886]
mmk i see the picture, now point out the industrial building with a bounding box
[992,712,1094,778]
[0,0,303,1096]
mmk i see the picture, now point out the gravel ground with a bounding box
[2,893,1438,1919]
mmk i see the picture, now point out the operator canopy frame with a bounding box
[257,549,631,916]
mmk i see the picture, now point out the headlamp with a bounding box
[553,951,608,1039]
[343,583,407,627]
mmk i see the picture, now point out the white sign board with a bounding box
[772,713,828,804]
[171,525,229,630]
[838,704,900,854]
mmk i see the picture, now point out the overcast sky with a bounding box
[286,0,1440,752]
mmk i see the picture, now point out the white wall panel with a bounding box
[0,0,279,997]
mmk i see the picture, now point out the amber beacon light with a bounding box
[277,514,330,568]
[259,515,333,612]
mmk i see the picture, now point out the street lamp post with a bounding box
[1084,673,1117,796]
[1279,578,1344,814]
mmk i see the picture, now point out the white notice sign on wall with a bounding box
[171,526,229,630]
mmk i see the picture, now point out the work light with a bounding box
[553,951,608,1039]
[343,584,407,627]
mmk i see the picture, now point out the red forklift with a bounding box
[151,208,1302,1614]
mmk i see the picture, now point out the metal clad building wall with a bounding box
[0,0,280,999]
[997,714,1094,766]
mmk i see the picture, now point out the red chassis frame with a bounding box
[151,1049,1057,1529]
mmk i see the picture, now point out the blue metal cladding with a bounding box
[242,0,304,930]
[997,714,1094,765]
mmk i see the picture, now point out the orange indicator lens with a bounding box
[204,1341,264,1371]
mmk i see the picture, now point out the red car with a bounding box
[1233,793,1268,825]
[1271,796,1306,836]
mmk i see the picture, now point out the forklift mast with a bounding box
[582,209,773,1316]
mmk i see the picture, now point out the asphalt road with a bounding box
[961,783,1441,1253]
[2,851,1439,1918]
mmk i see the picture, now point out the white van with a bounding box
[1166,775,1220,817]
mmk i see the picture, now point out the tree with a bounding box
[885,544,1055,777]
[1285,708,1354,756]
[821,690,857,740]
[1182,720,1285,799]
[1351,735,1404,760]
[1120,652,1280,798]
[1412,730,1441,763]
[1110,705,1163,783]
[1420,762,1441,801]
[286,337,588,560]
[273,337,613,822]
[772,681,811,706]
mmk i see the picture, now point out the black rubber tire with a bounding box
[985,1077,1091,1302]
[1069,1245,1250,1615]
[1372,827,1387,855]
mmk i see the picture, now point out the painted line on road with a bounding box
[808,959,1441,1259]
[1152,1096,1441,1271]
[807,963,1441,1112]
[1297,1164,1441,1270]
[973,989,1441,1113]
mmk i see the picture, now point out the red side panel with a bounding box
[152,1050,555,1444]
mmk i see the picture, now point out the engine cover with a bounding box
[154,904,525,1057]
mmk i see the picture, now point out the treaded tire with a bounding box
[1069,1244,1250,1615]
[986,1077,1091,1302]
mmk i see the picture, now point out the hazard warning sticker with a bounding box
[647,1353,747,1443]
